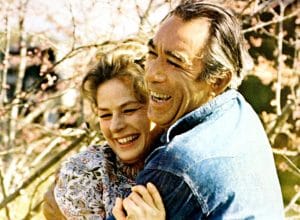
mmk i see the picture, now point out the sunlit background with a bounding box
[0,0,299,219]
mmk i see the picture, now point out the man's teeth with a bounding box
[151,91,171,101]
[117,135,138,144]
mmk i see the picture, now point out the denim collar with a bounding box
[162,89,239,143]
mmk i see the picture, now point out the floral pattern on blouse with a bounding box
[54,143,138,220]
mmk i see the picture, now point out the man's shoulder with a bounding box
[144,137,237,179]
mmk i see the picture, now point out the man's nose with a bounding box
[145,59,167,83]
[110,114,125,132]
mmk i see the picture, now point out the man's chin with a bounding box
[150,116,172,129]
[148,108,176,128]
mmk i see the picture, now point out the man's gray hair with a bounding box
[171,0,253,88]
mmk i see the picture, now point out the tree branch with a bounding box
[0,8,11,106]
[275,0,286,115]
[267,101,294,139]
[282,154,300,178]
[9,0,30,147]
[242,8,299,33]
[0,170,11,220]
[285,190,300,213]
[272,148,299,157]
[0,132,87,210]
[68,0,77,50]
[22,172,54,220]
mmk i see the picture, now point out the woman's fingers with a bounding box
[131,184,155,207]
[112,197,127,220]
[146,182,165,211]
[115,184,166,220]
[123,188,166,220]
[131,183,164,211]
[123,195,140,212]
[126,191,151,213]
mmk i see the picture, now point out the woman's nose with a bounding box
[110,114,126,132]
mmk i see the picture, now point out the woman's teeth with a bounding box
[117,135,139,144]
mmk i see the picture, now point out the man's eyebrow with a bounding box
[165,50,189,64]
[148,39,190,65]
[147,39,155,50]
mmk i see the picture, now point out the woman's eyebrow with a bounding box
[120,101,140,108]
[97,107,109,111]
[97,101,140,111]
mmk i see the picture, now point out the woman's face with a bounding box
[96,77,151,164]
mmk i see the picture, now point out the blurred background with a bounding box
[0,0,299,219]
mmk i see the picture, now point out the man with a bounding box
[115,1,285,219]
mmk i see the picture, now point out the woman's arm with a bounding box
[53,149,108,219]
[113,182,165,220]
[43,182,66,220]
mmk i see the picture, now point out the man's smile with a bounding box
[150,91,171,103]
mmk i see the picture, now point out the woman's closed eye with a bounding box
[123,108,140,114]
[99,113,112,119]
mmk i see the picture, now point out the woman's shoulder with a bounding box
[60,142,115,171]
[54,143,111,219]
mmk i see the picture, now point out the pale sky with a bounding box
[0,0,179,77]
[1,0,176,44]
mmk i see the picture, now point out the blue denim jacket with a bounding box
[135,89,284,220]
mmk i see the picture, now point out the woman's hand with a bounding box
[112,182,165,220]
[43,183,66,220]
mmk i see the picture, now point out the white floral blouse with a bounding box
[54,144,139,220]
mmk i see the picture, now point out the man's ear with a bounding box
[212,71,232,95]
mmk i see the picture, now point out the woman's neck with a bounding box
[119,159,144,180]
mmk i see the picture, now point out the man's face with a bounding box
[145,15,214,128]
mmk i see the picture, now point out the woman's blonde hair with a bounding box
[81,54,147,111]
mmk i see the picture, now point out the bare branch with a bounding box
[237,0,255,18]
[68,0,77,50]
[0,7,11,106]
[267,101,294,138]
[272,148,299,157]
[22,172,54,220]
[0,170,11,220]
[260,27,292,46]
[9,0,30,147]
[135,0,154,32]
[1,40,137,106]
[18,97,59,130]
[0,132,87,210]
[284,154,300,174]
[242,8,300,33]
[252,0,278,15]
[275,0,286,115]
[51,41,111,70]
[0,148,22,156]
[0,3,11,155]
[284,188,300,213]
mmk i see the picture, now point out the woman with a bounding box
[44,54,165,219]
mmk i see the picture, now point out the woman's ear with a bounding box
[212,71,232,95]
